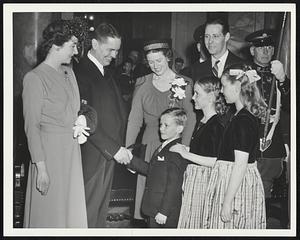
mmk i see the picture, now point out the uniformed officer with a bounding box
[245,29,290,216]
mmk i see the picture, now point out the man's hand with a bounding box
[114,147,133,164]
[271,60,285,83]
[155,212,167,225]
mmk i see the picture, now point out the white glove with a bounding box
[73,115,90,144]
[271,60,285,83]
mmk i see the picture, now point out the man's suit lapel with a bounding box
[159,138,182,155]
[208,51,235,76]
[224,51,232,70]
[84,57,104,83]
[224,51,239,71]
[83,57,126,124]
[208,57,213,75]
[153,138,182,160]
[105,70,127,123]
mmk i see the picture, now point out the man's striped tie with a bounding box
[212,60,220,77]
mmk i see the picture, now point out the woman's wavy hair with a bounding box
[222,64,267,118]
[144,47,173,64]
[37,18,89,63]
[194,76,227,115]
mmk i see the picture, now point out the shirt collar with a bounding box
[211,50,229,66]
[161,136,180,151]
[211,50,229,77]
[87,50,104,76]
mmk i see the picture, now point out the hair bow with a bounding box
[229,69,261,83]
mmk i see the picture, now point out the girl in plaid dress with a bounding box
[170,76,225,228]
[202,65,267,229]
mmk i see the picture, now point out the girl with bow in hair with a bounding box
[202,64,267,229]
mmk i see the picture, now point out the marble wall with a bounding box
[13,12,60,97]
[12,11,290,96]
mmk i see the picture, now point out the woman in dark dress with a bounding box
[202,65,267,229]
[170,76,225,228]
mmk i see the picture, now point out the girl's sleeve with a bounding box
[204,122,224,157]
[22,71,45,163]
[233,116,256,153]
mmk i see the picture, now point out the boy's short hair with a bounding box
[161,108,187,127]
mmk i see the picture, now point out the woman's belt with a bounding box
[40,124,74,133]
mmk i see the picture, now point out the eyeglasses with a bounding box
[255,46,273,52]
[204,34,224,41]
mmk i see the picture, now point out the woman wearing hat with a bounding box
[126,40,196,224]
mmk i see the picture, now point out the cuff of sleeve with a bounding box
[158,208,169,217]
[127,168,136,174]
[278,76,290,95]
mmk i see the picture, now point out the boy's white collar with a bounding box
[161,137,180,151]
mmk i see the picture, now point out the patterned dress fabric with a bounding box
[202,109,266,229]
[178,115,223,228]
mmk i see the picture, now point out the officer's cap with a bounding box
[245,29,275,47]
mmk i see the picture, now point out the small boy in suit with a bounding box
[127,108,188,228]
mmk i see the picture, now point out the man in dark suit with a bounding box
[193,18,244,81]
[192,18,246,125]
[74,23,133,228]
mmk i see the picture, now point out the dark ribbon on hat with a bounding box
[143,42,169,51]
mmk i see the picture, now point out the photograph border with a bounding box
[3,2,297,237]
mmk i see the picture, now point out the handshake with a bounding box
[113,146,133,165]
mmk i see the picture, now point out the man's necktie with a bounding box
[212,60,220,77]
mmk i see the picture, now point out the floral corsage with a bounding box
[169,77,188,108]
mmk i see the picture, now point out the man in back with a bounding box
[193,18,244,81]
[192,18,245,125]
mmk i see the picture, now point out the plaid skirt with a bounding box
[177,164,212,228]
[202,160,266,229]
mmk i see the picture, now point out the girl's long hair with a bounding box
[222,64,267,118]
[195,76,227,115]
